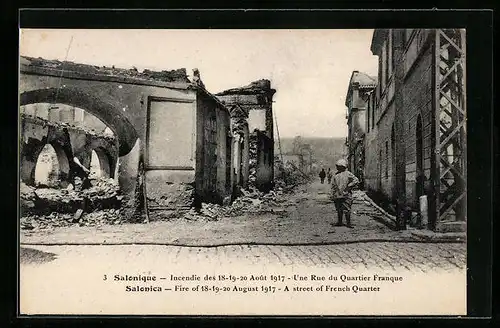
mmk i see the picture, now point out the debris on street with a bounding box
[20,209,123,231]
[179,162,308,221]
[20,178,123,230]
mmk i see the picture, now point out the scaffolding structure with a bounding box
[433,29,467,225]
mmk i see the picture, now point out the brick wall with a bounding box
[364,87,396,202]
[364,119,379,193]
[347,86,371,175]
[402,41,434,208]
[374,102,396,199]
[365,29,437,215]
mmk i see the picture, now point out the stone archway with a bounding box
[19,87,143,221]
[20,119,74,186]
[19,87,138,156]
[90,147,112,179]
[34,143,71,188]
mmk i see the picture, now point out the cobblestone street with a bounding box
[21,241,466,272]
[20,181,466,272]
[20,181,464,246]
[20,180,466,314]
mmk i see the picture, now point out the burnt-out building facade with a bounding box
[216,80,276,192]
[364,29,466,232]
[228,104,250,194]
[345,71,377,189]
[20,104,119,188]
[19,56,234,220]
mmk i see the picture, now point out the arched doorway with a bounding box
[34,143,70,188]
[19,87,132,189]
[415,115,424,199]
[19,85,141,220]
[20,101,120,184]
[90,148,112,179]
[19,87,138,156]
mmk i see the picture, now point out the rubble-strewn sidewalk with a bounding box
[20,178,123,230]
[20,181,464,246]
[180,186,292,221]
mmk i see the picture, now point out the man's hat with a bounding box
[336,159,348,167]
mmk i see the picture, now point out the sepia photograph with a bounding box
[19,27,467,315]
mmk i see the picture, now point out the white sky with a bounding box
[20,29,378,138]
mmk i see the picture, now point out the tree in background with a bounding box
[291,136,315,175]
[292,136,303,155]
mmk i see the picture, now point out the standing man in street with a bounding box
[330,159,359,228]
[319,168,326,184]
[327,168,333,184]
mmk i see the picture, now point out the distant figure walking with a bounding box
[330,159,359,228]
[319,168,326,184]
[327,168,333,184]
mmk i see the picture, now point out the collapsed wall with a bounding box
[20,179,122,216]
[229,105,250,191]
[20,55,205,225]
[20,177,124,230]
[216,79,276,192]
[248,133,259,187]
[19,110,123,229]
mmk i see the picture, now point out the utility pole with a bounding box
[273,109,284,165]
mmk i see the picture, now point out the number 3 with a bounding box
[103,274,107,281]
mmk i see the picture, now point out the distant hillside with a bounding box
[276,137,347,169]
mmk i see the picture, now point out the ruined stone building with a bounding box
[345,71,377,189]
[19,56,235,220]
[216,80,276,192]
[228,104,250,194]
[363,29,466,232]
[20,103,119,188]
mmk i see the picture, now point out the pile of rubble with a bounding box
[20,209,122,231]
[21,182,83,215]
[20,178,123,230]
[180,155,311,221]
[274,157,311,192]
[81,178,123,211]
[181,186,295,221]
[229,188,290,216]
[28,187,84,215]
[216,79,273,96]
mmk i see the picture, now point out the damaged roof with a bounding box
[345,70,377,107]
[216,79,276,96]
[350,71,377,89]
[20,56,191,84]
[20,56,231,117]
